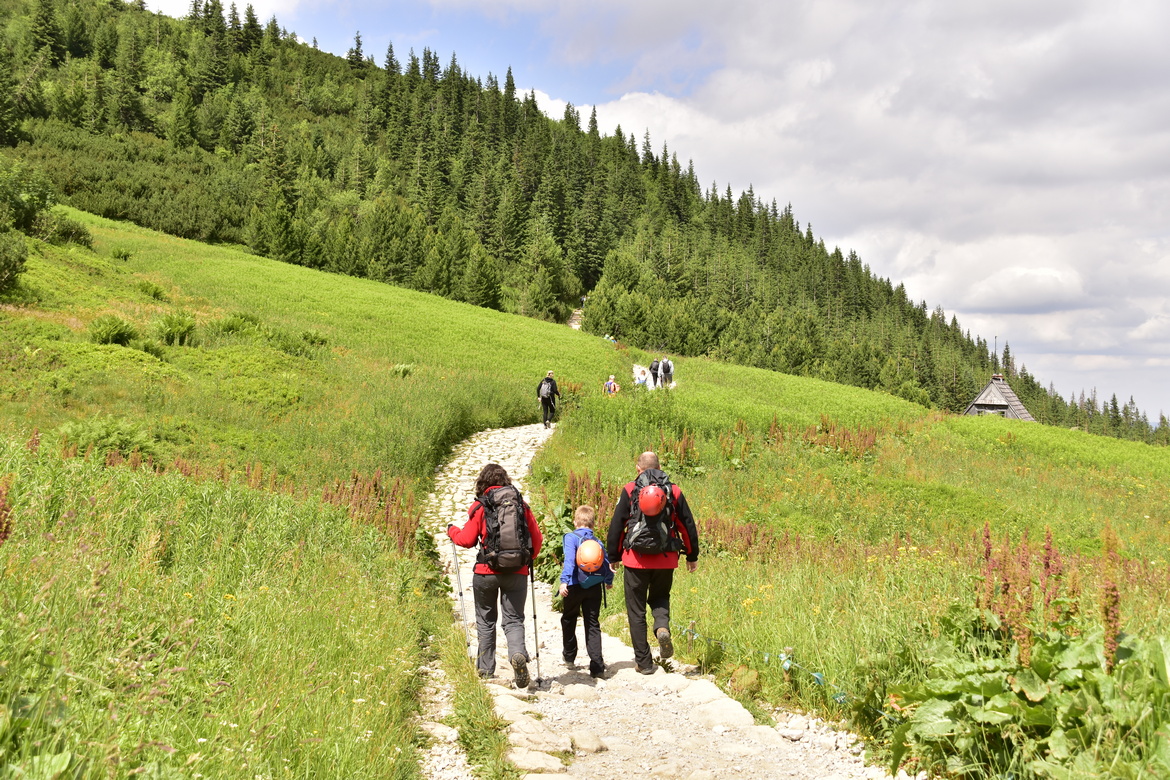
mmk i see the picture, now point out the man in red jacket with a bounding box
[607,452,699,674]
[448,464,544,688]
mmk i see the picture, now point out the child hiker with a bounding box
[558,505,614,678]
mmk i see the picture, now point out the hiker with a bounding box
[649,357,661,389]
[558,505,614,678]
[661,357,674,388]
[607,451,699,674]
[537,370,561,429]
[447,463,543,688]
[604,375,620,396]
[634,368,649,388]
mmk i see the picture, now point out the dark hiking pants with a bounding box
[623,566,674,670]
[472,572,529,676]
[541,399,556,426]
[561,583,604,674]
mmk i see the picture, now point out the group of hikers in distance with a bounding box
[446,451,700,687]
[606,356,676,397]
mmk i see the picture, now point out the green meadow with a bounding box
[4,209,1170,777]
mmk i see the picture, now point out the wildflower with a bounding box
[352,698,366,704]
[812,605,822,615]
[184,593,193,599]
[197,738,208,743]
[259,586,269,592]
[224,594,236,600]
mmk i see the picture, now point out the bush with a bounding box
[155,311,196,346]
[138,339,167,360]
[32,211,93,247]
[0,231,28,292]
[89,315,138,346]
[55,415,156,459]
[111,248,133,262]
[0,160,56,232]
[136,279,169,301]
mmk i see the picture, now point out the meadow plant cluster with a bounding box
[532,374,1170,776]
[0,434,448,778]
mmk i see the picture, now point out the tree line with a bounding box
[0,0,1163,443]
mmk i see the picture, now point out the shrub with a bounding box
[0,159,56,232]
[89,315,138,346]
[56,415,156,459]
[32,211,93,247]
[391,363,414,378]
[0,231,28,292]
[301,329,328,347]
[138,339,166,360]
[155,311,196,346]
[136,279,169,301]
[111,248,133,262]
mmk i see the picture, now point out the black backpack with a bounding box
[477,485,533,572]
[650,359,660,375]
[623,469,682,555]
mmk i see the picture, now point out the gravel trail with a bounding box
[418,423,895,780]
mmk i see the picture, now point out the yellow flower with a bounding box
[259,586,269,592]
[184,593,193,599]
[812,605,822,615]
[224,594,236,600]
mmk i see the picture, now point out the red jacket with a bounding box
[607,481,699,570]
[448,485,543,575]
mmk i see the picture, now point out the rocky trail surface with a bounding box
[419,424,893,780]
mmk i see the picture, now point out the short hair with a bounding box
[475,463,511,497]
[574,505,596,528]
[547,370,554,376]
[637,451,659,470]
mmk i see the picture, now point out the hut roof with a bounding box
[963,375,1036,421]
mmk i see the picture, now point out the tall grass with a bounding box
[0,436,445,778]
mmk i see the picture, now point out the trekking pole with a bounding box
[450,539,472,649]
[530,567,542,687]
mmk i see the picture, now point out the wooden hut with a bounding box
[964,374,1035,421]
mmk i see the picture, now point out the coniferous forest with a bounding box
[1,0,1165,444]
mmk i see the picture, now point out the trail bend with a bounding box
[420,423,896,780]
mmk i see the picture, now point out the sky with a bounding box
[156,0,1170,419]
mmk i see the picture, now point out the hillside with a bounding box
[1,0,1162,443]
[3,211,1170,777]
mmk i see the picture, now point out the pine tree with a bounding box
[0,50,24,147]
[346,31,365,73]
[240,4,262,52]
[31,0,65,64]
[169,83,198,148]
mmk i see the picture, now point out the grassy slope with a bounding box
[4,209,1170,774]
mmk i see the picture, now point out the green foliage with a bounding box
[55,414,155,458]
[882,608,1170,778]
[0,231,28,292]
[0,159,56,233]
[88,313,138,345]
[135,278,168,301]
[32,209,93,247]
[153,310,196,346]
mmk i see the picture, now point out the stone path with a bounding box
[419,423,897,780]
[567,309,584,330]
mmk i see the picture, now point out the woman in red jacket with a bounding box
[447,463,543,688]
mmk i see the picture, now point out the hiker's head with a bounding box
[475,463,511,497]
[547,370,554,377]
[573,505,596,529]
[636,451,659,474]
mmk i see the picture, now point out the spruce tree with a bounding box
[31,0,65,64]
[169,84,198,148]
[346,31,365,72]
[0,51,23,147]
[241,4,262,52]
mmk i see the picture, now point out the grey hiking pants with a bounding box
[623,566,674,670]
[472,572,529,676]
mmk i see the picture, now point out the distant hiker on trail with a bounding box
[607,452,699,674]
[448,463,543,688]
[649,357,661,389]
[558,505,614,679]
[661,357,674,388]
[537,370,561,429]
[635,368,649,388]
[604,375,620,396]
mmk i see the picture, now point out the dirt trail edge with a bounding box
[421,423,897,780]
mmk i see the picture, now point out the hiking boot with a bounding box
[510,653,530,689]
[477,669,492,679]
[562,654,577,668]
[589,663,607,679]
[656,627,674,659]
[637,663,656,675]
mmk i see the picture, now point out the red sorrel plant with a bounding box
[0,476,13,546]
[1102,520,1121,673]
